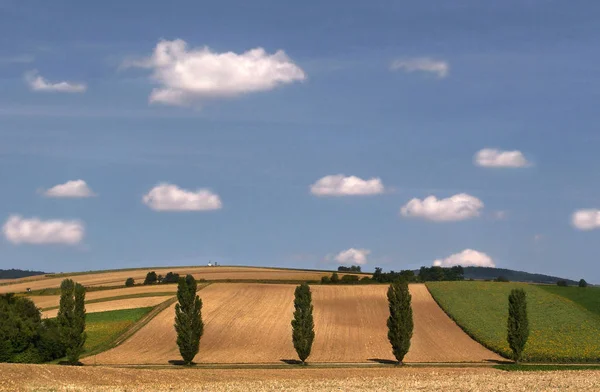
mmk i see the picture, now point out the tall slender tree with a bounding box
[57,279,86,364]
[174,274,203,365]
[507,288,529,363]
[291,283,315,364]
[387,280,413,364]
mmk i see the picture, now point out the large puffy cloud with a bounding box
[400,193,483,222]
[433,249,495,268]
[390,57,449,78]
[334,248,371,265]
[474,148,531,168]
[24,70,87,93]
[124,39,306,106]
[143,183,222,211]
[310,174,384,196]
[2,215,84,245]
[44,180,95,198]
[571,209,600,230]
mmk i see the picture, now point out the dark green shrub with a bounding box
[579,279,588,288]
[125,278,135,287]
[144,271,158,285]
[556,280,568,287]
[320,276,331,284]
[330,273,340,284]
[340,275,359,284]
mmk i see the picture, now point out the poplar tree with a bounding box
[57,279,86,364]
[291,283,315,364]
[174,274,203,365]
[387,280,413,364]
[507,288,529,363]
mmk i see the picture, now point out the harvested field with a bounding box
[28,285,179,309]
[1,364,599,392]
[309,284,502,363]
[0,266,364,294]
[88,283,297,364]
[90,283,501,365]
[42,296,172,318]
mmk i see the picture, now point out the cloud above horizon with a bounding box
[24,70,87,93]
[333,248,371,265]
[400,193,484,222]
[390,57,449,78]
[143,183,222,211]
[2,215,84,245]
[310,174,384,196]
[433,249,495,268]
[474,148,531,168]
[571,209,600,230]
[44,180,95,198]
[124,39,306,106]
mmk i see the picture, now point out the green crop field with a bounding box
[537,285,600,317]
[84,307,154,354]
[426,281,600,362]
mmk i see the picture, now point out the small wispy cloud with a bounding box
[474,148,531,168]
[24,70,87,93]
[310,174,384,197]
[390,57,449,78]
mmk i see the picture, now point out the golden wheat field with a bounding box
[0,267,364,294]
[86,283,501,365]
[41,296,173,318]
[28,284,180,309]
[1,364,599,392]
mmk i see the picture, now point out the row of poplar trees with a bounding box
[173,277,529,365]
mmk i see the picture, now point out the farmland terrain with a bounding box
[427,282,600,362]
[87,283,501,365]
[1,364,598,391]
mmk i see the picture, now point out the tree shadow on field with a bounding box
[485,359,514,365]
[368,358,399,365]
[168,360,196,366]
[280,359,303,365]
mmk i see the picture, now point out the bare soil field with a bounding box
[1,364,599,392]
[88,283,501,365]
[405,284,504,363]
[41,296,173,318]
[0,267,361,294]
[88,283,297,365]
[28,285,179,309]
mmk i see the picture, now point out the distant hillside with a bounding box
[462,267,579,285]
[0,269,46,279]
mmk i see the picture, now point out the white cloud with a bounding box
[390,57,449,78]
[44,180,95,198]
[24,70,87,93]
[400,193,484,222]
[334,248,371,265]
[124,39,306,106]
[492,210,507,220]
[2,215,84,245]
[474,148,531,168]
[433,249,495,268]
[571,209,600,230]
[143,183,222,211]
[310,174,384,196]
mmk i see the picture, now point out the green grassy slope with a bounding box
[537,285,600,317]
[427,281,600,362]
[84,307,154,354]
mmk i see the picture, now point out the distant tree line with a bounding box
[337,265,362,272]
[321,273,371,285]
[372,266,464,283]
[124,271,183,287]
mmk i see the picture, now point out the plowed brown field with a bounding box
[29,285,179,309]
[87,283,502,365]
[41,296,173,318]
[0,267,364,294]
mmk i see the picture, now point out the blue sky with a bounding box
[1,0,599,282]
